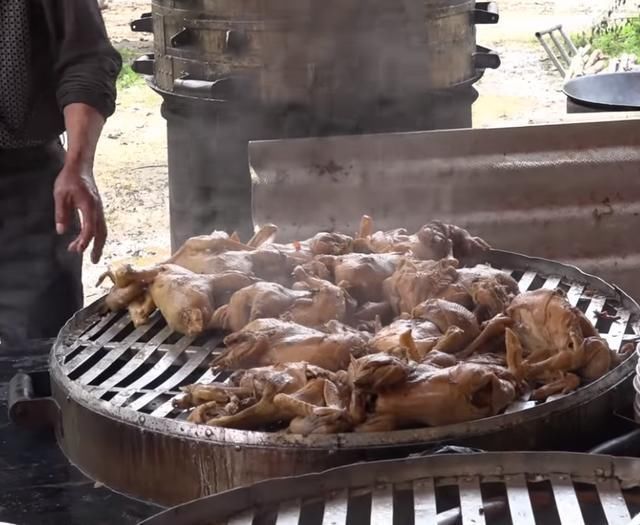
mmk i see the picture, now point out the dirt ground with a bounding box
[85,0,618,302]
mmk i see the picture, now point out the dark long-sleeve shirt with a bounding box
[0,0,121,148]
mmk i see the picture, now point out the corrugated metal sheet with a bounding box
[249,117,640,299]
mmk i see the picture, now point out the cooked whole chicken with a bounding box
[456,265,519,321]
[355,216,491,261]
[348,353,412,392]
[97,215,632,435]
[369,318,441,360]
[357,361,518,431]
[504,289,628,399]
[317,252,402,304]
[212,268,356,332]
[211,282,308,332]
[283,267,356,327]
[383,258,462,315]
[179,362,339,428]
[274,376,354,435]
[101,264,256,335]
[212,318,369,371]
[412,298,512,357]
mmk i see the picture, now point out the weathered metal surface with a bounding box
[151,0,484,106]
[47,251,639,505]
[159,83,478,251]
[138,452,640,524]
[250,117,640,300]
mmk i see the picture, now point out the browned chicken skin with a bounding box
[98,216,628,434]
[383,258,461,315]
[212,267,356,332]
[504,289,625,400]
[369,318,442,359]
[283,267,356,327]
[355,216,491,262]
[212,318,369,371]
[331,253,402,304]
[211,282,308,332]
[101,264,256,335]
[455,265,520,321]
[356,361,517,431]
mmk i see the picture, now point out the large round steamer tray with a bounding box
[50,250,640,505]
[140,451,640,525]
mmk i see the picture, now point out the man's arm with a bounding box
[54,103,108,264]
[43,0,122,263]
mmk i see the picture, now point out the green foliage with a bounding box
[573,12,640,59]
[117,48,145,90]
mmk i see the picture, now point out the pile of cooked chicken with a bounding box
[100,216,631,434]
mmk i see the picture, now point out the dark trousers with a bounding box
[0,141,83,347]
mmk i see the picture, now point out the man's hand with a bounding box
[54,162,107,264]
[57,103,108,263]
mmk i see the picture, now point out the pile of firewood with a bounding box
[567,44,639,79]
[566,45,609,78]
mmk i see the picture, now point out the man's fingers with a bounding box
[54,188,71,235]
[71,197,97,254]
[91,206,108,264]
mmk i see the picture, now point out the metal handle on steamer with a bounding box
[132,54,155,76]
[8,371,60,432]
[130,12,153,33]
[474,2,500,24]
[473,46,501,70]
[173,76,253,101]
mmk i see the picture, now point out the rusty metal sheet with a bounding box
[249,117,640,300]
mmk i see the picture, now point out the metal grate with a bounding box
[139,452,640,524]
[53,253,639,424]
[59,309,227,419]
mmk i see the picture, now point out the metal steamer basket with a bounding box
[139,451,640,525]
[10,251,640,506]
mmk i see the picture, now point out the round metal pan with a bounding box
[564,71,640,112]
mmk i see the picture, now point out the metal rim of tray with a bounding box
[140,451,640,524]
[51,249,640,450]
